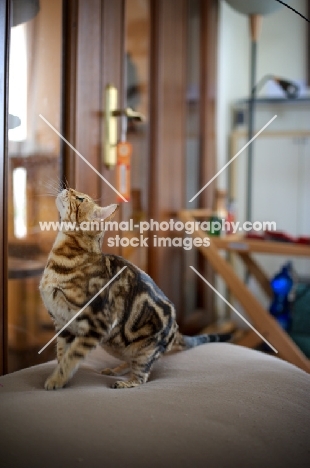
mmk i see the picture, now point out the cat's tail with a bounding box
[173,331,232,350]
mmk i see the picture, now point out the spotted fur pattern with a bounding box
[40,188,230,390]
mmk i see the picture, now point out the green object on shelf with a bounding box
[208,216,222,236]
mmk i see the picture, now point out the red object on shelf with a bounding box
[265,231,296,243]
[296,236,310,245]
[245,230,310,245]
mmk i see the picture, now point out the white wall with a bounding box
[215,0,309,321]
[216,0,308,188]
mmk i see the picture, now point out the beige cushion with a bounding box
[0,344,309,467]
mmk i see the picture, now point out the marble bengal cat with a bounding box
[39,188,231,390]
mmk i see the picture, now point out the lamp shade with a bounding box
[225,0,283,16]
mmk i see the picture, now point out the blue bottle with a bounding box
[269,262,294,331]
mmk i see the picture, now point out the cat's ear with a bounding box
[93,204,119,222]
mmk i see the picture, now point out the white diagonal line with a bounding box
[190,266,278,353]
[189,115,277,203]
[39,114,128,202]
[38,266,127,354]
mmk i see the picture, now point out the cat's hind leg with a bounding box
[111,350,160,389]
[45,335,99,390]
[101,361,130,376]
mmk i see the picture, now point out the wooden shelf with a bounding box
[212,235,310,257]
[179,209,310,373]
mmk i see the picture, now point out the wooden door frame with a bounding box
[148,0,188,317]
[197,0,218,321]
[0,0,10,375]
[149,0,218,323]
[64,0,125,204]
[62,0,124,257]
[62,0,78,188]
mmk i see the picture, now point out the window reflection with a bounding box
[13,167,27,238]
[8,0,62,372]
[8,24,27,141]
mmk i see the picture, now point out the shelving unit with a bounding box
[179,209,310,373]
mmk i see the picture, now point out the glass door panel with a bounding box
[119,0,150,271]
[7,0,62,372]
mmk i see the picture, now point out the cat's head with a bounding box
[56,188,118,234]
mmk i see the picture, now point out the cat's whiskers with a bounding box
[44,175,67,189]
[40,179,60,190]
[40,178,64,195]
[37,194,57,197]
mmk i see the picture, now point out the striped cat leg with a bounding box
[56,330,75,363]
[101,361,130,376]
[111,351,160,389]
[45,335,99,390]
[101,362,130,376]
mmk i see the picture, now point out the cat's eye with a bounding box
[76,196,84,202]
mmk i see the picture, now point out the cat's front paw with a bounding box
[44,372,66,390]
[111,379,139,389]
